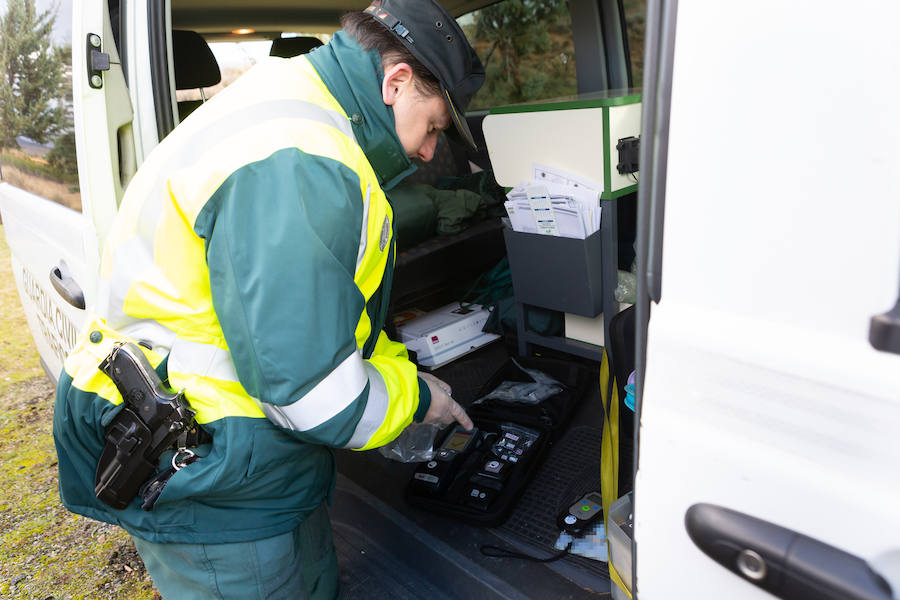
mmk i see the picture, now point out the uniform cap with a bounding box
[364,0,485,149]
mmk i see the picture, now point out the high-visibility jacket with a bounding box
[53,32,431,543]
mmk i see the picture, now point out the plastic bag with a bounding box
[475,359,563,406]
[378,421,442,463]
[614,270,637,304]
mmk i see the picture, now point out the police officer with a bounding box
[52,1,483,597]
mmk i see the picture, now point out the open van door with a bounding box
[0,0,134,380]
[634,1,900,598]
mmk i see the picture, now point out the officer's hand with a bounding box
[419,372,474,430]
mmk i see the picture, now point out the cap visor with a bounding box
[443,87,477,151]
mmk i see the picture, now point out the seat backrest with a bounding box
[269,36,324,58]
[172,30,221,122]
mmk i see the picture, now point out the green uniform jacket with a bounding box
[52,32,432,543]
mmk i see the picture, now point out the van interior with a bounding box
[137,0,646,596]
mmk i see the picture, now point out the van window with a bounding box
[624,0,646,87]
[175,39,270,104]
[175,34,329,105]
[0,0,81,212]
[457,0,577,110]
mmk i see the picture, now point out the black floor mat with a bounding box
[333,523,452,600]
[493,425,609,580]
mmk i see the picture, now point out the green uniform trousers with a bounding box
[132,503,340,600]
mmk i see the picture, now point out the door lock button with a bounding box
[736,549,767,581]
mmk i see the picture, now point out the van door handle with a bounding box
[685,503,892,600]
[49,262,86,310]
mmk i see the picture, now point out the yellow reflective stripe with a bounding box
[102,237,153,329]
[260,351,370,431]
[167,337,239,383]
[356,184,371,271]
[64,317,165,404]
[168,372,265,423]
[343,363,390,449]
[143,98,356,244]
[104,87,363,332]
[353,188,393,350]
[117,319,177,352]
[128,196,223,344]
[355,333,418,451]
[169,117,364,227]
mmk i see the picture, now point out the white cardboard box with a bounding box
[397,303,500,369]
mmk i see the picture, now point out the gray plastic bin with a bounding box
[503,228,604,317]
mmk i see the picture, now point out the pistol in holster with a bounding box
[94,342,209,510]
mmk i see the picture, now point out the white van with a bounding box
[1,0,898,598]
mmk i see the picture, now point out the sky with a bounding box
[40,0,72,44]
[0,0,73,44]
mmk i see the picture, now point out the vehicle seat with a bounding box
[269,36,324,58]
[172,30,221,122]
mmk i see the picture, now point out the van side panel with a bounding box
[636,0,900,597]
[0,185,89,379]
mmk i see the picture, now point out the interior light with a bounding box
[232,28,255,35]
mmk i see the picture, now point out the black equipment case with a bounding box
[405,356,592,526]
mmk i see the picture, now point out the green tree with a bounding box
[47,130,77,178]
[463,0,574,109]
[0,0,67,150]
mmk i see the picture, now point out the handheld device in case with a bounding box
[410,424,480,494]
[408,420,546,525]
[406,356,592,526]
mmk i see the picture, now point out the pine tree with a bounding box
[0,0,67,150]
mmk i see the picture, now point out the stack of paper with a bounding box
[503,164,602,239]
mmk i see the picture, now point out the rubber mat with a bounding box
[493,425,610,579]
[333,523,453,600]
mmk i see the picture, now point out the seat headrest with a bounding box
[173,30,221,90]
[269,36,324,58]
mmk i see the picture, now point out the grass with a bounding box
[0,161,82,212]
[0,149,77,184]
[0,225,157,599]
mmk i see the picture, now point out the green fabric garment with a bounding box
[435,169,507,207]
[387,184,438,250]
[133,502,339,599]
[53,370,335,544]
[432,187,484,235]
[197,148,366,412]
[307,31,417,190]
[53,33,432,546]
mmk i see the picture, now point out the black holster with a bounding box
[93,342,209,510]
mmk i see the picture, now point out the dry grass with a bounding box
[0,164,82,212]
[0,226,157,599]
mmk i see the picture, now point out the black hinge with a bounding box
[86,33,110,89]
[870,300,900,355]
[616,136,640,174]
